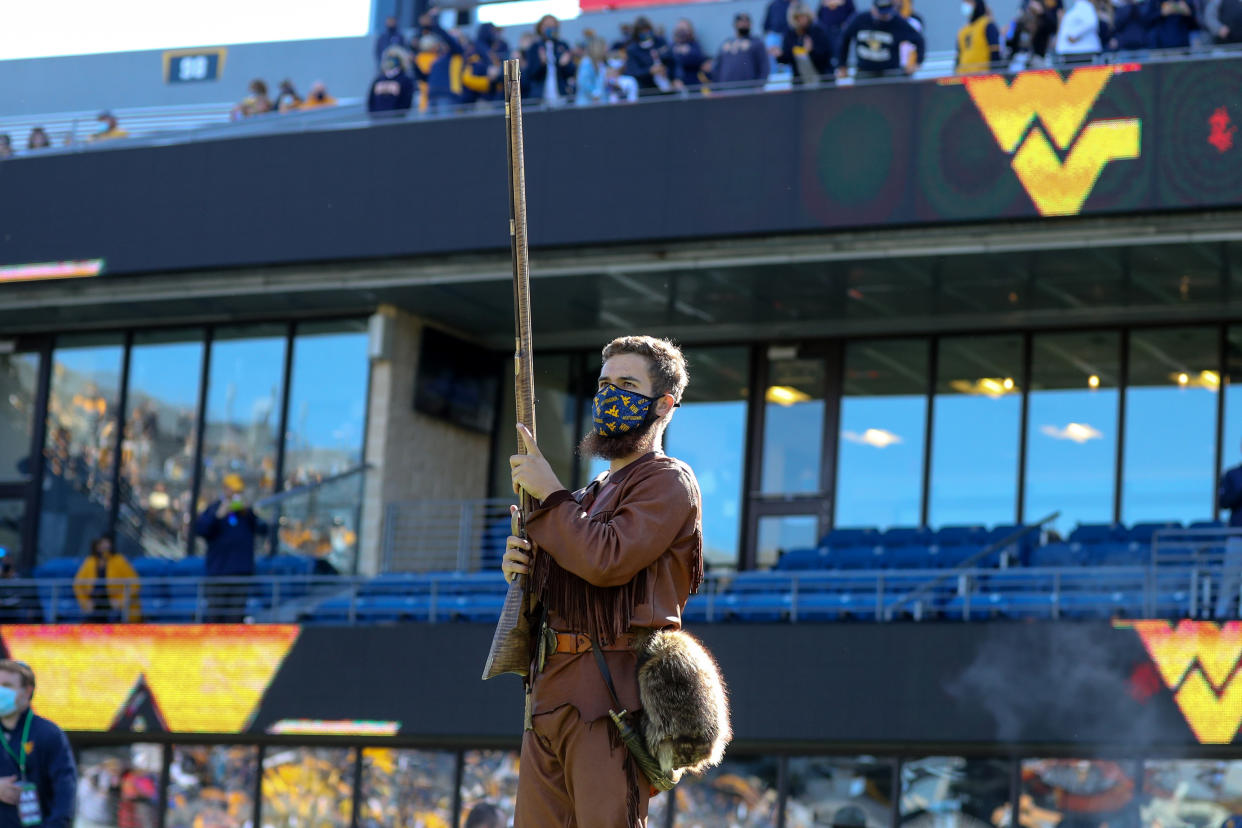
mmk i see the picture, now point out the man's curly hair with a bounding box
[601,336,690,403]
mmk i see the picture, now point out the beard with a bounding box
[577,416,659,461]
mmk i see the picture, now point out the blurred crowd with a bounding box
[230,78,339,119]
[0,110,130,157]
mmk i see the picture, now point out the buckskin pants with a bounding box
[515,704,650,827]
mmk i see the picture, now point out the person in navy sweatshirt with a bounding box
[714,13,771,85]
[836,0,926,78]
[779,2,836,80]
[1216,446,1242,617]
[1109,0,1153,50]
[0,660,74,828]
[367,49,415,114]
[194,474,268,621]
[819,0,859,57]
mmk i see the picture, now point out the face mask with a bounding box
[607,57,625,69]
[0,687,19,717]
[544,26,558,38]
[737,26,752,36]
[962,1,975,15]
[592,384,657,437]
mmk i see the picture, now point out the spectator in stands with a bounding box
[73,534,141,622]
[1006,0,1062,65]
[625,16,674,90]
[367,49,416,114]
[461,23,508,106]
[956,0,1003,71]
[837,0,926,78]
[301,81,338,109]
[526,15,574,105]
[819,0,859,57]
[714,13,771,85]
[87,111,128,142]
[194,473,268,623]
[605,50,642,101]
[780,3,836,81]
[464,803,504,828]
[670,19,708,88]
[576,34,610,104]
[1216,447,1242,617]
[0,135,10,160]
[26,127,49,151]
[0,557,38,624]
[232,79,273,119]
[1148,0,1198,47]
[764,0,795,48]
[1110,0,1154,51]
[0,661,76,828]
[1204,0,1242,41]
[1056,0,1104,59]
[274,80,303,113]
[414,12,464,115]
[375,15,407,66]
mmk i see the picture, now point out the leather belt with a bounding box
[551,630,636,655]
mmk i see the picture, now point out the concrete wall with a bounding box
[359,305,490,574]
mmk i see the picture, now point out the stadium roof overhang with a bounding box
[5,209,1242,348]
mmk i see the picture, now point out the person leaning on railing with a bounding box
[73,534,141,623]
[194,474,268,623]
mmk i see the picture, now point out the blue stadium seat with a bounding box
[480,516,510,570]
[1086,542,1145,566]
[823,528,878,548]
[934,525,987,547]
[1029,543,1080,567]
[886,546,935,569]
[930,544,986,568]
[1126,521,1182,544]
[1068,523,1122,545]
[828,546,885,570]
[777,548,826,570]
[880,527,931,548]
[1190,520,1225,530]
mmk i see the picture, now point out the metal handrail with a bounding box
[882,512,1060,618]
[253,464,370,512]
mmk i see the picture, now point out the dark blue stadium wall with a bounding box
[34,622,1227,751]
[2,59,1240,278]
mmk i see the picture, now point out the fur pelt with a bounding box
[634,629,731,784]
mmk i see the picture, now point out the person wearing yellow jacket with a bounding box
[74,535,142,622]
[956,0,1002,73]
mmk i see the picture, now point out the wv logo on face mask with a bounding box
[1122,620,1242,744]
[961,66,1141,217]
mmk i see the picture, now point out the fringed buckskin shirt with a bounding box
[524,451,703,722]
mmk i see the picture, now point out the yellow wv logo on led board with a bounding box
[1125,620,1242,744]
[962,66,1141,217]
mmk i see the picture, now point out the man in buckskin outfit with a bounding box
[503,335,703,827]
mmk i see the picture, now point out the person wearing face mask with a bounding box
[956,0,1002,72]
[194,473,268,622]
[624,16,673,90]
[669,19,706,89]
[367,48,416,114]
[779,2,836,82]
[836,0,926,78]
[503,336,704,827]
[714,13,771,86]
[0,660,75,828]
[525,15,574,105]
[604,50,641,102]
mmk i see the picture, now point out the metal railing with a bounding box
[1152,526,1242,617]
[4,560,1216,625]
[382,498,514,573]
[253,465,369,575]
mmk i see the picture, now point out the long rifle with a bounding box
[482,58,536,681]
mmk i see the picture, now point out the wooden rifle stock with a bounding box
[482,59,536,681]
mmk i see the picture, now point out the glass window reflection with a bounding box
[166,745,257,828]
[1025,332,1120,534]
[758,515,819,569]
[1142,759,1242,828]
[836,339,928,529]
[0,351,39,484]
[40,335,124,562]
[929,336,1023,528]
[1123,328,1219,524]
[359,748,455,828]
[77,744,163,828]
[196,326,286,551]
[762,355,825,494]
[674,755,781,827]
[1021,759,1139,828]
[901,756,1008,826]
[461,750,519,825]
[116,331,204,561]
[785,755,893,828]
[665,347,749,571]
[261,746,353,828]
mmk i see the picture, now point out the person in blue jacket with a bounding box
[836,0,926,78]
[0,660,74,828]
[194,473,267,622]
[1216,449,1242,618]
